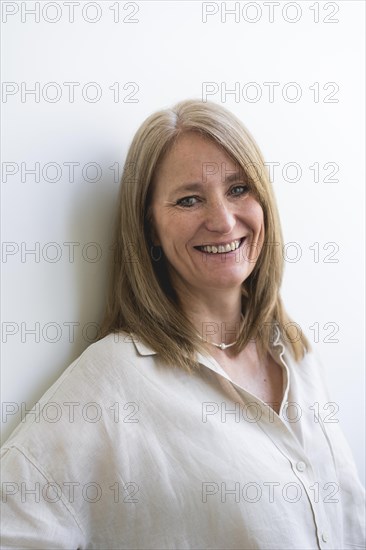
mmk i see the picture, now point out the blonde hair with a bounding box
[96,99,311,372]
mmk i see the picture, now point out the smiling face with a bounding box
[149,131,265,300]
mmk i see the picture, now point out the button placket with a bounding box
[199,337,337,549]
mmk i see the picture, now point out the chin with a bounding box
[200,276,245,290]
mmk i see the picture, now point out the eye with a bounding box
[176,196,200,208]
[230,184,250,196]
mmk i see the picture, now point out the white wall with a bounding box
[1,0,365,484]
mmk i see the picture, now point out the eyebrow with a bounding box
[175,171,247,193]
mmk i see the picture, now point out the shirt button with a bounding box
[321,532,328,543]
[296,461,306,472]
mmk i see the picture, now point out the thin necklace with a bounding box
[197,314,245,351]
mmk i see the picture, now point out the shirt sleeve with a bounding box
[311,348,366,549]
[0,445,86,550]
[327,421,366,549]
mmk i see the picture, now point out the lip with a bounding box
[193,236,246,254]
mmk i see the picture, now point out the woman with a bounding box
[1,100,364,549]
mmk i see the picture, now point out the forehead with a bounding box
[154,132,239,182]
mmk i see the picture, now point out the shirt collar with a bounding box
[130,326,283,355]
[130,325,285,366]
[130,333,232,380]
[131,334,158,356]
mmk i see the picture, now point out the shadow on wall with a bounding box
[2,165,119,444]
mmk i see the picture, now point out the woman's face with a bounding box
[149,132,265,296]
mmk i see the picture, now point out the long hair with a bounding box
[96,99,311,372]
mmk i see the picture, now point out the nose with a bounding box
[204,199,236,235]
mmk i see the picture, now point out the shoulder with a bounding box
[53,331,156,387]
[1,332,157,449]
[276,329,321,372]
[280,338,333,400]
[77,330,146,365]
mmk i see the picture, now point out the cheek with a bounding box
[150,203,170,238]
[244,199,264,228]
[247,203,265,254]
[150,209,182,251]
[256,205,265,229]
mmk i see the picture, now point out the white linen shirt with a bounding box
[1,328,365,549]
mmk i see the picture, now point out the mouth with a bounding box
[193,237,246,255]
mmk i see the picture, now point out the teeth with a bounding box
[198,239,242,254]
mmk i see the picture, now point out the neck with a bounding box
[174,281,244,347]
